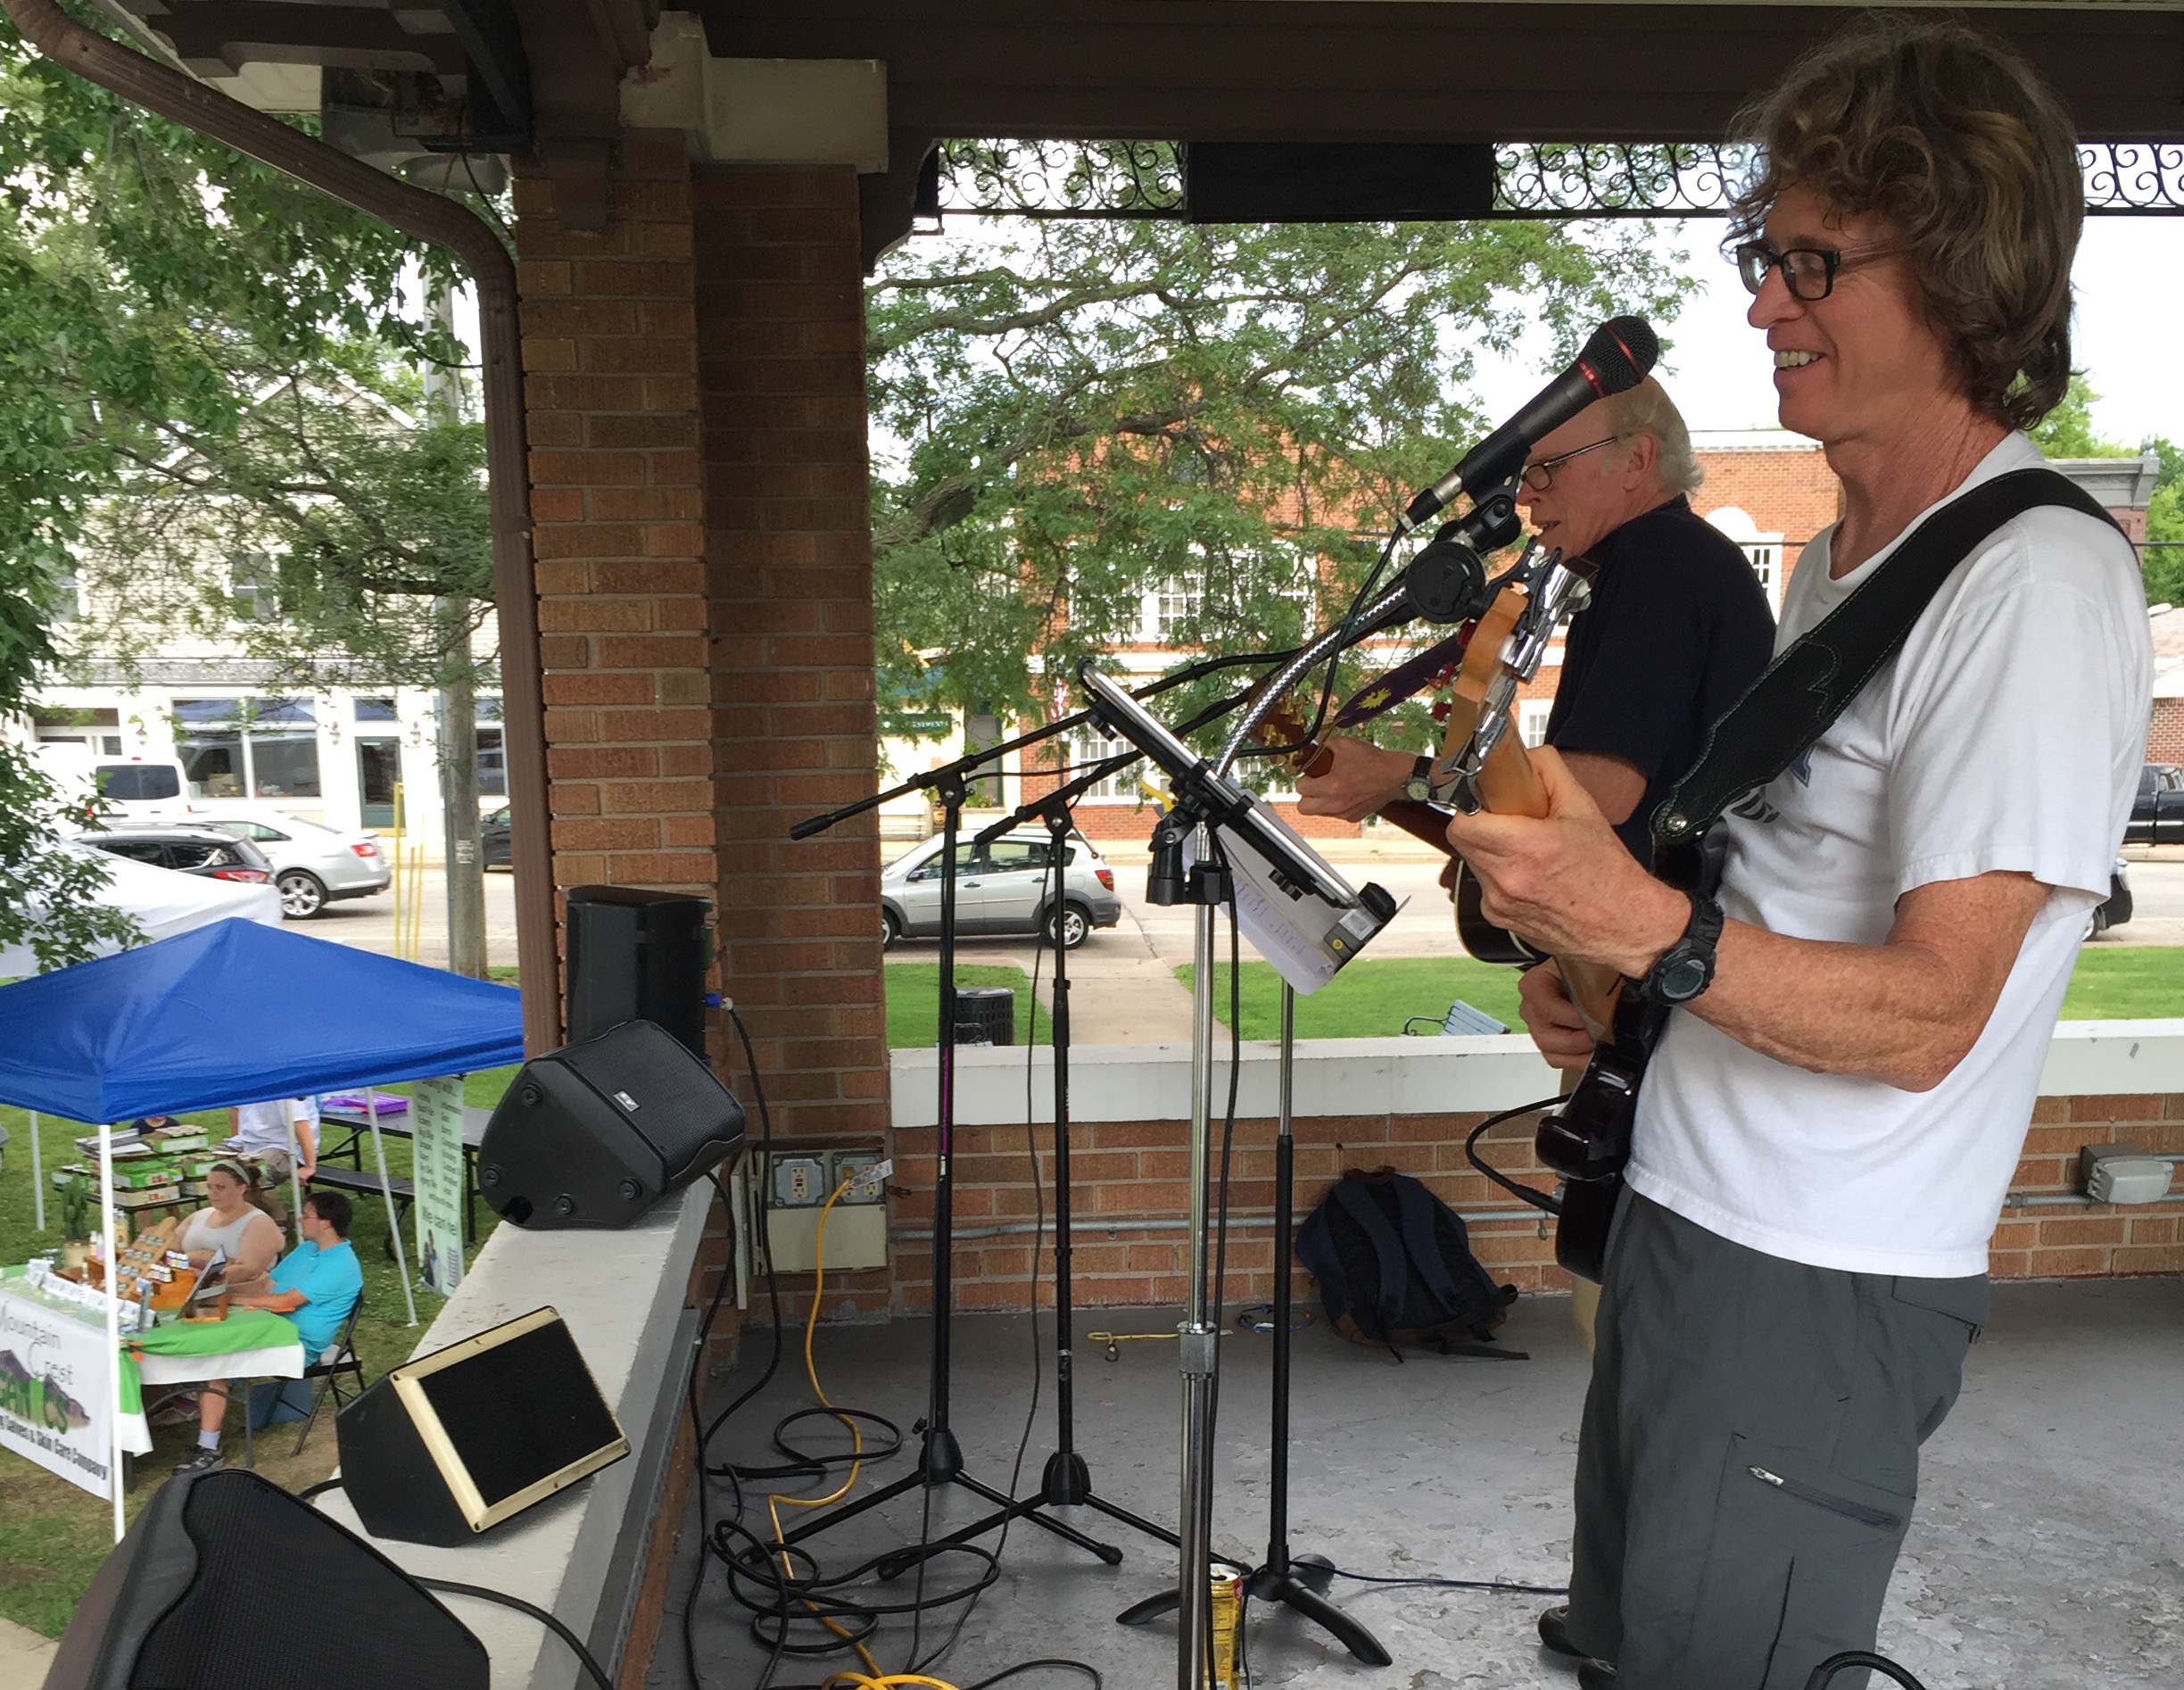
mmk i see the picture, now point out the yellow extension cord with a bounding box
[766,1178,972,1690]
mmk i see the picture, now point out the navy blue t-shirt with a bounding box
[1544,495,1777,866]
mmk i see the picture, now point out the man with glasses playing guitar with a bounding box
[1430,20,2153,1690]
[1299,377,1772,873]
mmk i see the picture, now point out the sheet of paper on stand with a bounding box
[1184,816,1402,996]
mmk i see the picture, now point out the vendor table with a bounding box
[0,1270,303,1495]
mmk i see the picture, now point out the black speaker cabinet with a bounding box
[46,1467,489,1689]
[480,1017,745,1229]
[564,884,711,1057]
[336,1306,629,1547]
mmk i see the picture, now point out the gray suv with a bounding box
[881,831,1122,949]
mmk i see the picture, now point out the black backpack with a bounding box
[1294,1167,1524,1361]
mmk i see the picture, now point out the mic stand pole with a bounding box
[1115,981,1390,1665]
[905,791,1180,1570]
[782,763,1118,1570]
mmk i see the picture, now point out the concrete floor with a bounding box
[647,1279,2182,1690]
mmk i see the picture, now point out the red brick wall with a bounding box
[852,1095,2184,1318]
[1692,445,1842,586]
[694,161,891,1162]
[516,134,718,943]
[2150,699,2184,764]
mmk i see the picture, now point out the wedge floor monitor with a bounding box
[45,1468,489,1689]
[335,1306,629,1546]
[480,1015,745,1230]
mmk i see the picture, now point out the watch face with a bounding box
[1662,954,1709,1001]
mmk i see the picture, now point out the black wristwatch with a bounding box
[1638,890,1725,1006]
[1402,755,1436,804]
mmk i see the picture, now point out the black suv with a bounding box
[2126,763,2184,845]
[78,825,275,885]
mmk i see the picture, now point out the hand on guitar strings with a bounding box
[1516,964,1594,1072]
[1439,746,1689,980]
[1293,736,1417,822]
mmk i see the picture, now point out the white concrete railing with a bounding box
[316,1181,708,1690]
[892,1022,2184,1130]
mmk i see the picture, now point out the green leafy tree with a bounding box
[866,186,1692,759]
[0,19,491,966]
[2143,437,2184,608]
[2029,372,2133,460]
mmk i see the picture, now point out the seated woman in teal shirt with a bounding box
[174,1189,364,1475]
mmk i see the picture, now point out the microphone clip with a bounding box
[1402,472,1524,624]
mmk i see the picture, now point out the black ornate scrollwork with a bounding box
[2081,144,2184,214]
[1491,143,1755,218]
[935,139,1182,219]
[927,139,2183,221]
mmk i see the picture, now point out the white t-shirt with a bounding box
[1628,434,2152,1278]
[228,1095,320,1156]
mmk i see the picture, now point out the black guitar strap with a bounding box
[1650,466,2122,875]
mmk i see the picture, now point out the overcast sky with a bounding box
[1471,215,2184,448]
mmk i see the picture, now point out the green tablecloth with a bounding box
[120,1309,302,1413]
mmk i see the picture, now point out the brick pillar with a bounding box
[517,129,715,917]
[696,164,889,1156]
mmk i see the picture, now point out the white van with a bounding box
[33,745,201,824]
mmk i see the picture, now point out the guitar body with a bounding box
[1553,1176,1622,1281]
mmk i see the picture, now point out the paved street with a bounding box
[291,841,2183,1038]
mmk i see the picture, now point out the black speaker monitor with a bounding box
[479,1017,745,1230]
[564,884,711,1056]
[46,1468,489,1689]
[335,1306,629,1547]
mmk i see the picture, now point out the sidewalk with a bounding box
[0,1615,54,1690]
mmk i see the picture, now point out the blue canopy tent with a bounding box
[0,918,524,1534]
[0,915,523,1122]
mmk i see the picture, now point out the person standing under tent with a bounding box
[226,1094,319,1222]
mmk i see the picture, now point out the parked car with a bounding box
[199,811,391,917]
[33,747,201,824]
[76,825,274,889]
[2125,762,2184,845]
[2091,855,2134,937]
[881,830,1121,950]
[481,806,510,868]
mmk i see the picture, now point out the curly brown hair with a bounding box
[1729,16,2081,430]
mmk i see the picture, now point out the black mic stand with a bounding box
[782,756,1118,1569]
[1113,980,1390,1665]
[895,784,1181,1574]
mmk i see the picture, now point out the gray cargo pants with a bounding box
[1563,1191,1987,1689]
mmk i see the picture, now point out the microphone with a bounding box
[1400,316,1659,534]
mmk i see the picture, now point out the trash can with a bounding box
[955,987,1015,1047]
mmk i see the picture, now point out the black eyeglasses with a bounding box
[1734,240,1895,302]
[1522,435,1623,492]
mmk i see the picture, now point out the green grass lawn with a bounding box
[2062,947,2184,1018]
[885,963,1051,1048]
[0,1066,514,1636]
[1178,946,2184,1041]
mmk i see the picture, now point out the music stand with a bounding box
[1079,662,1397,1689]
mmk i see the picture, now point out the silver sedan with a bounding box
[202,810,392,917]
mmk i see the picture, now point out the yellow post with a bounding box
[391,782,405,958]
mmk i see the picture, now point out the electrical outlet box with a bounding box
[2079,1141,2175,1205]
[770,1155,827,1208]
[765,1200,888,1273]
[832,1152,889,1205]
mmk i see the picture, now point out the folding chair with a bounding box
[291,1291,367,1456]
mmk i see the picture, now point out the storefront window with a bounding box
[170,697,321,799]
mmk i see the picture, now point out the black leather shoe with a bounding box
[1539,1604,1582,1657]
[1576,1661,1618,1689]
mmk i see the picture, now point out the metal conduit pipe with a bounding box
[6,0,560,1055]
[894,1208,1550,1244]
